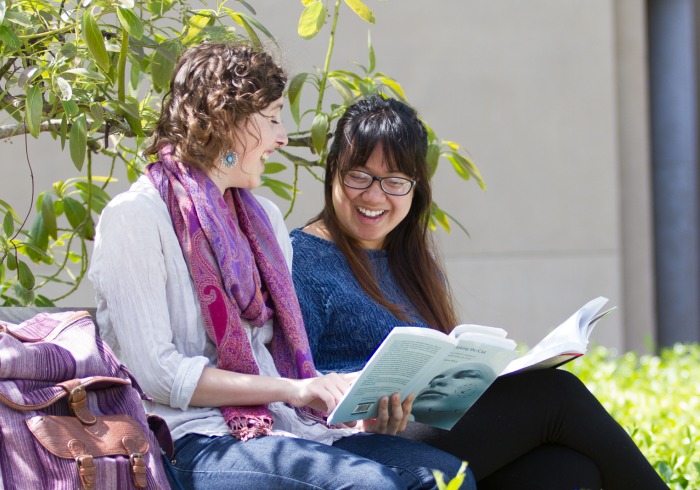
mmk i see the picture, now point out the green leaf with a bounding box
[117,7,144,40]
[130,61,141,90]
[0,25,21,50]
[40,194,57,240]
[107,99,140,119]
[426,143,440,177]
[107,99,144,136]
[367,31,375,73]
[63,68,106,82]
[225,10,263,46]
[343,0,375,24]
[82,11,110,73]
[357,79,375,97]
[63,196,88,229]
[12,283,34,305]
[60,114,68,149]
[126,159,140,183]
[17,260,35,290]
[3,212,14,237]
[261,177,293,200]
[431,203,450,232]
[28,214,48,260]
[183,10,215,45]
[263,162,286,174]
[234,0,256,15]
[151,44,178,91]
[5,252,17,271]
[61,99,79,117]
[69,114,87,171]
[73,182,112,214]
[4,10,32,28]
[444,140,460,151]
[232,11,275,41]
[25,85,43,138]
[328,70,363,83]
[35,295,55,307]
[447,151,485,189]
[287,72,308,126]
[147,0,173,16]
[327,76,356,104]
[89,103,104,134]
[311,112,329,155]
[0,1,6,25]
[298,1,326,40]
[377,76,406,100]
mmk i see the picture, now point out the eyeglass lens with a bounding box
[343,171,414,196]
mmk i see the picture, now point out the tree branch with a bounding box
[0,119,133,140]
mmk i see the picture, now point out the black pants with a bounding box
[401,369,669,490]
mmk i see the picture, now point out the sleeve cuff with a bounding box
[169,355,210,410]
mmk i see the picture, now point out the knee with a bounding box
[521,368,590,398]
[348,464,406,490]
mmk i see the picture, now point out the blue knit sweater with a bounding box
[290,228,428,373]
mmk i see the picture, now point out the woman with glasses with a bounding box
[89,43,472,490]
[290,95,669,489]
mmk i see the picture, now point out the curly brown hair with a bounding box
[144,41,287,171]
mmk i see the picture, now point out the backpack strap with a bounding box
[68,385,98,425]
[123,436,148,488]
[68,439,97,490]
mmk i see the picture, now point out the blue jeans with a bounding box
[168,432,475,489]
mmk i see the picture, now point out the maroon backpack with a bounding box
[0,310,172,489]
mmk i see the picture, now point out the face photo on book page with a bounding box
[411,361,497,430]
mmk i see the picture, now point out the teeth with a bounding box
[358,206,384,218]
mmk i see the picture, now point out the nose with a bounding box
[277,124,288,148]
[362,179,385,200]
[429,377,447,388]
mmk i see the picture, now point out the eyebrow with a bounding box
[353,166,411,178]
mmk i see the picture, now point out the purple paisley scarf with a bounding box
[147,146,317,440]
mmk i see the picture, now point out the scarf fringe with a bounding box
[228,415,274,441]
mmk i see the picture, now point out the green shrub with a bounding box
[568,344,700,489]
[436,344,699,489]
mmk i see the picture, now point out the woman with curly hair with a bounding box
[89,42,471,489]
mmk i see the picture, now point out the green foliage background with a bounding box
[568,344,700,489]
[5,3,696,486]
[0,0,483,306]
[435,345,700,489]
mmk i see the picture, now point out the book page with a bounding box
[409,338,518,430]
[502,297,611,375]
[326,328,455,425]
[503,342,584,374]
[451,324,509,339]
[529,297,608,352]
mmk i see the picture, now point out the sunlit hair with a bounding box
[312,95,459,333]
[144,41,286,171]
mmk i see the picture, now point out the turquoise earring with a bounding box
[220,149,239,168]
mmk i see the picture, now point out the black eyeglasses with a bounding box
[342,170,416,196]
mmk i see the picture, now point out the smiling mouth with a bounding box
[357,206,385,218]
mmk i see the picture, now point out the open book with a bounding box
[327,296,615,430]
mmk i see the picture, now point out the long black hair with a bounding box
[312,95,458,332]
